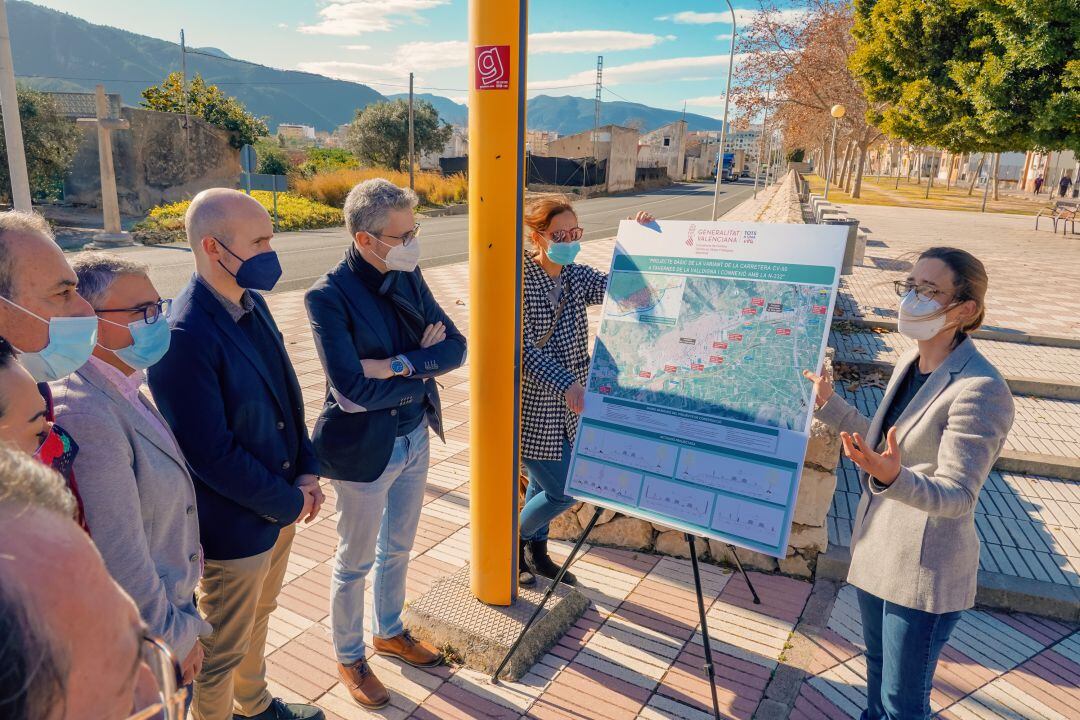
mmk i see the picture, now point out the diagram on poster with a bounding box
[564,220,846,557]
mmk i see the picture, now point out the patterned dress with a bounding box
[520,255,608,461]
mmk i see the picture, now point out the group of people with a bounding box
[0,174,1015,720]
[1032,171,1074,198]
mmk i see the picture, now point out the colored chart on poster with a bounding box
[565,220,846,557]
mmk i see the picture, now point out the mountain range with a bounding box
[11,1,726,137]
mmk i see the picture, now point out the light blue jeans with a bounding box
[520,438,576,542]
[329,420,430,664]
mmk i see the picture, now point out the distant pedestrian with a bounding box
[1059,173,1073,198]
[1033,174,1044,194]
[306,179,466,710]
[804,247,1014,720]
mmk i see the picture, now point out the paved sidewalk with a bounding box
[830,204,1080,341]
[254,229,1078,719]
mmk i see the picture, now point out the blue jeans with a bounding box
[520,438,576,542]
[856,588,962,720]
[329,421,430,664]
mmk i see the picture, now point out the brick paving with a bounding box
[829,204,1080,341]
[245,225,1078,718]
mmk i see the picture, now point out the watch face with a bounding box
[391,358,405,374]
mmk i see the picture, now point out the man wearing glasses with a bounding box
[305,179,466,709]
[51,253,211,704]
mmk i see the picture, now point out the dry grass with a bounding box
[291,167,468,209]
[806,173,1048,216]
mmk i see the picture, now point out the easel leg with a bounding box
[727,544,761,605]
[490,506,603,684]
[687,534,722,720]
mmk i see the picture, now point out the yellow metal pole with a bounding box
[468,0,527,605]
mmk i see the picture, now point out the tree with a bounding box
[851,0,1079,156]
[254,143,292,175]
[345,99,452,170]
[0,86,81,201]
[141,72,268,148]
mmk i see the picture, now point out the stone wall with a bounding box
[542,169,843,579]
[65,108,240,215]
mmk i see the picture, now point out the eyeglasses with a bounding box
[893,281,950,302]
[378,222,421,247]
[125,634,187,720]
[550,227,584,244]
[96,299,172,325]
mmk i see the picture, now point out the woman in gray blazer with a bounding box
[805,247,1014,720]
[51,254,210,693]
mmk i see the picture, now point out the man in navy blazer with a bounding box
[305,179,465,710]
[148,189,324,720]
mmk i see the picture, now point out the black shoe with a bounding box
[519,539,536,586]
[236,698,325,720]
[526,539,576,585]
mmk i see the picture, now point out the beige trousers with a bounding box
[191,524,295,720]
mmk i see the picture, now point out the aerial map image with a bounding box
[588,271,832,431]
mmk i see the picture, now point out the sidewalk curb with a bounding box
[833,316,1080,351]
[817,545,1080,623]
[995,451,1080,482]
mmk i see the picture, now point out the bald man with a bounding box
[0,445,169,720]
[147,189,324,720]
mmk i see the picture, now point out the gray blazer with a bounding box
[52,362,211,656]
[816,337,1014,614]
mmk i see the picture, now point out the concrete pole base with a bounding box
[86,231,135,248]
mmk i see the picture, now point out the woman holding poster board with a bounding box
[517,195,654,587]
[804,247,1013,720]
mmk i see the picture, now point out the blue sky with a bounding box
[33,0,796,115]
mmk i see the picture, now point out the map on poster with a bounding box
[564,220,846,557]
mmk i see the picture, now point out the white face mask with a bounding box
[375,236,421,273]
[897,290,947,340]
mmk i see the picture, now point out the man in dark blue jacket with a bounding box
[148,188,324,720]
[305,179,465,710]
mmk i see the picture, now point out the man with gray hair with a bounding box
[51,252,210,701]
[305,178,466,709]
[147,189,324,720]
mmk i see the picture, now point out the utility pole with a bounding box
[710,0,737,220]
[179,29,190,139]
[0,0,31,211]
[408,71,415,190]
[592,55,602,166]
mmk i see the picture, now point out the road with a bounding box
[96,181,757,299]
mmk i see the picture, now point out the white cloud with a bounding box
[299,0,449,36]
[296,60,412,84]
[345,44,372,51]
[529,30,672,54]
[396,40,470,70]
[529,52,749,90]
[277,23,289,29]
[715,33,733,42]
[299,39,468,84]
[657,9,807,26]
[685,94,731,107]
[448,95,467,106]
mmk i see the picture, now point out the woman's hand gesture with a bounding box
[841,428,902,487]
[802,368,834,408]
[629,211,656,225]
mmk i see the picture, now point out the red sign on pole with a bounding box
[475,45,510,89]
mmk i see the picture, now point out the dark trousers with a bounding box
[856,588,962,720]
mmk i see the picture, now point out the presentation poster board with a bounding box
[564,220,847,558]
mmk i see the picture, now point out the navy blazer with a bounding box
[147,277,319,561]
[305,257,466,482]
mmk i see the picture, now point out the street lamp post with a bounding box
[823,103,845,200]
[710,0,737,220]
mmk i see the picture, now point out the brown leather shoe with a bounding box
[337,658,390,709]
[373,630,443,668]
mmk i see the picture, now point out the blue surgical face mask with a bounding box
[98,315,172,370]
[546,240,581,266]
[219,242,282,291]
[0,296,98,381]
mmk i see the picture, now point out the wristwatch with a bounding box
[389,355,411,377]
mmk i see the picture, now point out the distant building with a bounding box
[525,129,559,156]
[638,120,688,180]
[277,123,317,145]
[546,124,640,193]
[419,126,469,171]
[327,123,351,148]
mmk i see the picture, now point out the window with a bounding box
[663,138,671,147]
